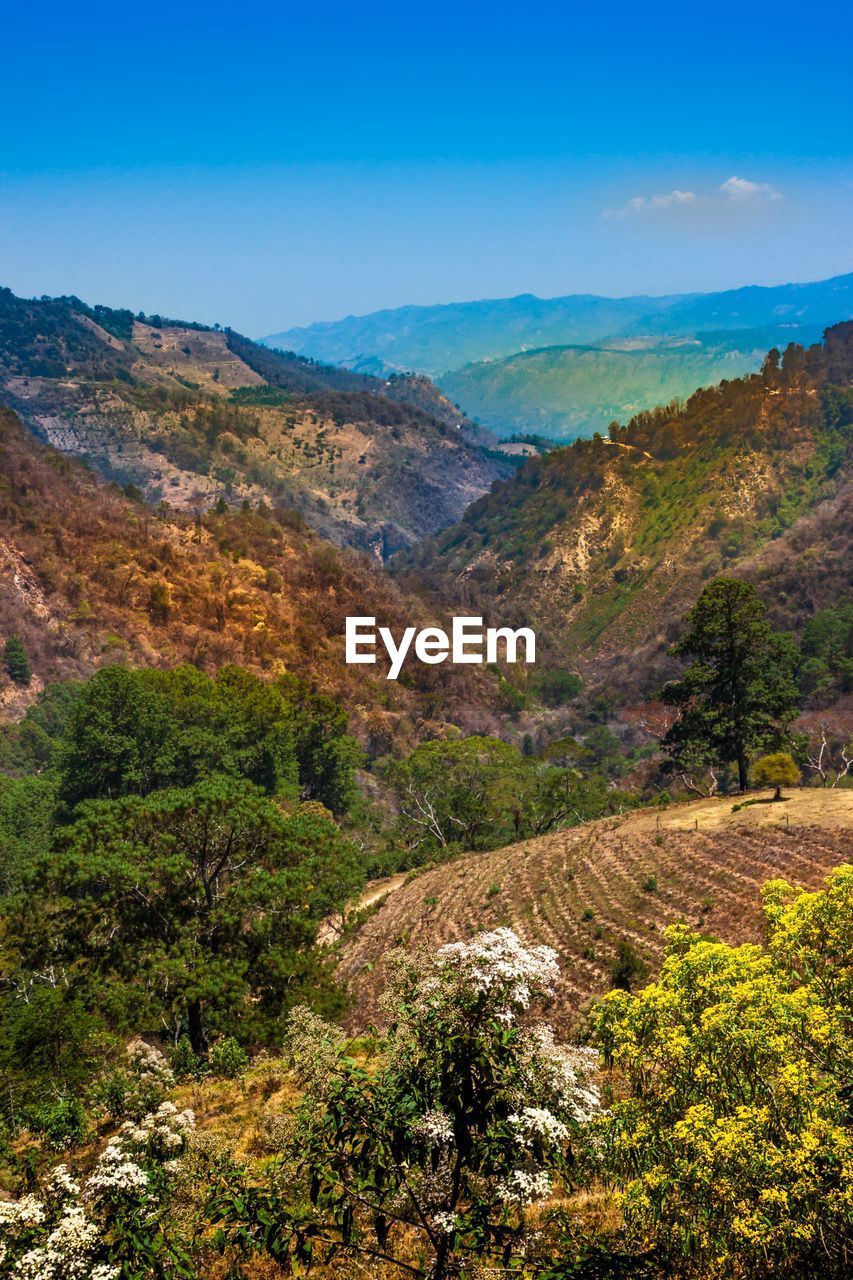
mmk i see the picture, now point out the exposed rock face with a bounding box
[0,289,512,559]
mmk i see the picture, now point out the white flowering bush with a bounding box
[210,927,599,1280]
[97,1038,174,1122]
[0,1104,196,1280]
[434,926,561,1023]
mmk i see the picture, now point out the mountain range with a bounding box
[1,283,850,741]
[0,287,512,561]
[263,272,853,439]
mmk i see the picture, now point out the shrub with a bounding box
[214,928,600,1280]
[752,751,801,799]
[536,669,584,708]
[596,866,853,1279]
[30,1095,88,1150]
[170,1036,203,1081]
[610,941,649,992]
[208,1036,249,1078]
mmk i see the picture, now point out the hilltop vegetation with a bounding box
[402,324,853,709]
[0,287,511,559]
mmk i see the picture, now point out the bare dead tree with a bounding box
[805,725,853,788]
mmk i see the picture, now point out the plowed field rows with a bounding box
[336,791,853,1032]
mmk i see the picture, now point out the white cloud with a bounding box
[603,175,783,219]
[605,189,696,218]
[720,175,782,200]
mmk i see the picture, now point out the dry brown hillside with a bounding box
[0,288,511,559]
[335,789,853,1032]
[0,407,503,749]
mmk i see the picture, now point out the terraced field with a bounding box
[336,791,853,1032]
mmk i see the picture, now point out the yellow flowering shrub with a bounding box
[596,864,853,1279]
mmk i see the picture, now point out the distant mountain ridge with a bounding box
[262,272,853,376]
[262,291,690,376]
[438,327,814,440]
[263,273,853,440]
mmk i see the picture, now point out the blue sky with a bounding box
[1,0,851,332]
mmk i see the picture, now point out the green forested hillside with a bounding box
[438,331,786,439]
[403,324,853,702]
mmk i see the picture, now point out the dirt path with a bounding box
[317,872,409,947]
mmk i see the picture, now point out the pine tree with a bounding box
[661,579,800,792]
[3,635,32,686]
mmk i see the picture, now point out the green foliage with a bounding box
[383,735,630,860]
[29,1095,89,1150]
[56,664,299,812]
[798,603,853,705]
[609,941,649,992]
[537,669,584,707]
[96,1039,175,1121]
[54,664,360,816]
[752,751,801,798]
[0,774,56,894]
[596,865,853,1279]
[3,634,31,686]
[170,1036,204,1081]
[581,725,626,780]
[207,1035,249,1078]
[0,1103,197,1278]
[0,659,364,1139]
[0,984,112,1100]
[278,672,365,812]
[0,681,81,775]
[13,776,363,1053]
[210,930,599,1279]
[662,579,801,791]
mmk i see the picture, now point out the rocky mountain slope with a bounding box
[0,406,503,748]
[335,790,853,1032]
[0,288,512,560]
[400,324,853,703]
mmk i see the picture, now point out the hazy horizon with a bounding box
[260,267,853,338]
[2,1,851,333]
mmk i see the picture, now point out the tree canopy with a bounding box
[596,864,853,1280]
[13,777,362,1054]
[662,579,800,791]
